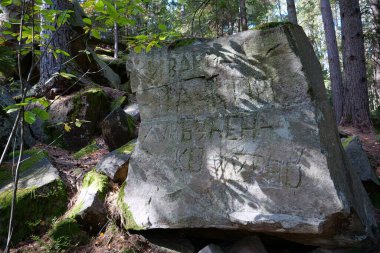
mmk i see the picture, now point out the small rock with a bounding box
[199,244,224,253]
[124,103,140,122]
[343,136,380,184]
[66,170,108,231]
[227,236,268,253]
[96,140,136,183]
[101,108,136,151]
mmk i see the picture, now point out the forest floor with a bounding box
[9,139,166,253]
[8,127,380,253]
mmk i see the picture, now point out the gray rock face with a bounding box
[343,136,379,184]
[96,140,136,183]
[101,108,136,151]
[199,244,224,253]
[122,24,376,246]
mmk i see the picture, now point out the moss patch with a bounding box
[342,136,354,149]
[116,140,136,155]
[168,38,197,50]
[253,21,292,30]
[0,179,68,243]
[73,141,100,159]
[48,218,88,251]
[117,182,142,230]
[82,169,109,200]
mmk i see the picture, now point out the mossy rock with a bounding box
[48,87,111,151]
[0,148,68,244]
[117,182,142,230]
[48,218,88,251]
[65,170,108,231]
[96,140,136,183]
[253,21,292,30]
[72,140,100,159]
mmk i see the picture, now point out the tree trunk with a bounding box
[38,0,71,98]
[371,0,380,108]
[114,2,119,59]
[320,0,344,123]
[286,0,298,24]
[339,0,372,130]
[239,0,248,31]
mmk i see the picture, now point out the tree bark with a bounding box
[239,0,248,31]
[339,0,372,130]
[371,0,380,108]
[320,0,344,123]
[38,0,71,98]
[286,0,298,24]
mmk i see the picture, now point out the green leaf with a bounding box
[24,111,36,125]
[32,108,49,121]
[92,30,101,39]
[59,72,76,79]
[158,23,167,31]
[82,18,92,25]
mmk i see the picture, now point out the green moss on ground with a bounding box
[73,141,100,159]
[117,182,142,230]
[116,140,136,155]
[253,21,292,30]
[82,169,109,200]
[0,179,68,243]
[48,218,88,251]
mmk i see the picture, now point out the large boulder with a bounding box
[48,87,110,150]
[121,24,377,247]
[342,136,380,184]
[0,148,67,244]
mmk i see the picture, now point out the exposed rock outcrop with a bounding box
[121,23,377,247]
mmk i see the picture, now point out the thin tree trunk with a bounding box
[339,0,372,130]
[114,2,119,59]
[38,0,71,98]
[239,0,248,31]
[320,0,344,123]
[371,0,380,108]
[278,0,283,21]
[286,0,298,24]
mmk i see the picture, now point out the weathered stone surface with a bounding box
[48,87,110,150]
[342,136,380,184]
[101,108,136,150]
[66,170,108,231]
[0,148,67,243]
[96,140,136,182]
[91,51,121,89]
[199,244,224,253]
[123,24,376,246]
